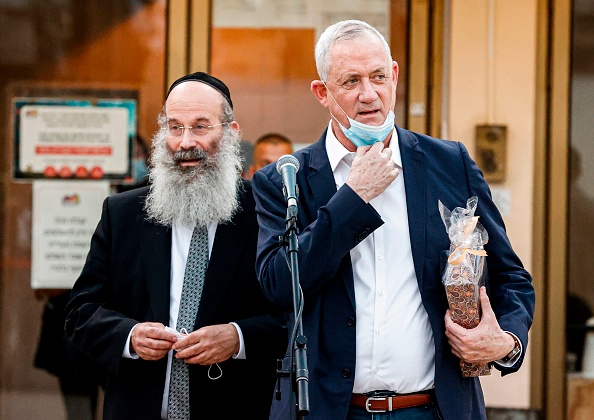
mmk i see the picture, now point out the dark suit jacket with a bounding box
[65,181,287,420]
[252,127,535,420]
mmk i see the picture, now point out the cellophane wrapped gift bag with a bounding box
[439,196,491,377]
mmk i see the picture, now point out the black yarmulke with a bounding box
[166,72,233,109]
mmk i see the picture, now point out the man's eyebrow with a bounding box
[331,73,357,86]
[337,67,389,81]
[370,66,390,74]
[191,116,212,124]
[338,72,359,80]
[166,116,211,124]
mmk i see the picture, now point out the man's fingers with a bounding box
[477,286,498,327]
[134,338,173,361]
[131,322,178,361]
[172,333,195,351]
[444,309,464,333]
[370,141,385,152]
[135,326,177,343]
[174,325,238,363]
[355,145,372,157]
[140,346,170,359]
[391,165,401,178]
[148,337,178,350]
[479,286,494,318]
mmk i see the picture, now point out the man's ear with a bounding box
[311,80,329,107]
[390,61,399,105]
[229,121,240,131]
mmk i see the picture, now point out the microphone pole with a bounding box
[276,156,309,418]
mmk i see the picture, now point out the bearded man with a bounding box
[65,72,287,420]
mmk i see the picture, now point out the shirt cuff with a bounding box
[230,322,246,359]
[493,331,522,367]
[123,323,140,359]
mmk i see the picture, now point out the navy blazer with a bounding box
[252,127,535,420]
[65,181,288,420]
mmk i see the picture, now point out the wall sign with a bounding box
[13,96,137,180]
[31,180,110,289]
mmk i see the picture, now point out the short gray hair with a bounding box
[314,19,393,81]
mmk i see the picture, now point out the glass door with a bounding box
[0,1,166,419]
[566,1,594,418]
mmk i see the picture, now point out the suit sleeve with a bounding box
[234,311,289,360]
[252,168,384,310]
[64,197,138,377]
[459,142,535,374]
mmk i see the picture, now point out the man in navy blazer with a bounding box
[252,20,534,420]
[66,73,287,419]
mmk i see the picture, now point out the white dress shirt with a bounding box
[325,122,435,394]
[122,221,246,419]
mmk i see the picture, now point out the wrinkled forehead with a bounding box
[165,81,224,117]
[331,31,389,56]
[327,35,392,76]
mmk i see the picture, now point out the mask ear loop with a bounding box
[388,74,396,114]
[208,363,223,380]
[323,79,396,125]
[322,81,351,126]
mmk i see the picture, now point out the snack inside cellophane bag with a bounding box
[439,196,491,377]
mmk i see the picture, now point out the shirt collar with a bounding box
[325,121,353,172]
[324,120,402,173]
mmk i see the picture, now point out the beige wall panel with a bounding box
[449,0,537,409]
[488,0,536,272]
[167,0,189,87]
[189,0,211,73]
[449,2,488,151]
[408,0,429,133]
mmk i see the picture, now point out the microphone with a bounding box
[276,155,300,209]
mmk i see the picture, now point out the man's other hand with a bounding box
[444,287,516,364]
[130,322,178,361]
[172,324,240,365]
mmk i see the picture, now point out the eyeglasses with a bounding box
[166,122,227,137]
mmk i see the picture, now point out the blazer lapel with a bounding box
[305,131,337,213]
[305,132,356,309]
[194,194,252,328]
[139,214,172,325]
[397,127,427,290]
[194,225,240,328]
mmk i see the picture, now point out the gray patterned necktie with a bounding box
[168,224,209,419]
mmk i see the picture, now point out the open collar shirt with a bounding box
[325,121,435,394]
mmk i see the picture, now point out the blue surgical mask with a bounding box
[337,111,395,147]
[324,82,395,147]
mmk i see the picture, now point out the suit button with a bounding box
[346,316,355,326]
[342,369,351,378]
[355,228,372,243]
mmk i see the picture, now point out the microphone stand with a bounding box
[279,198,310,418]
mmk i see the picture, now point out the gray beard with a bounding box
[144,127,243,227]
